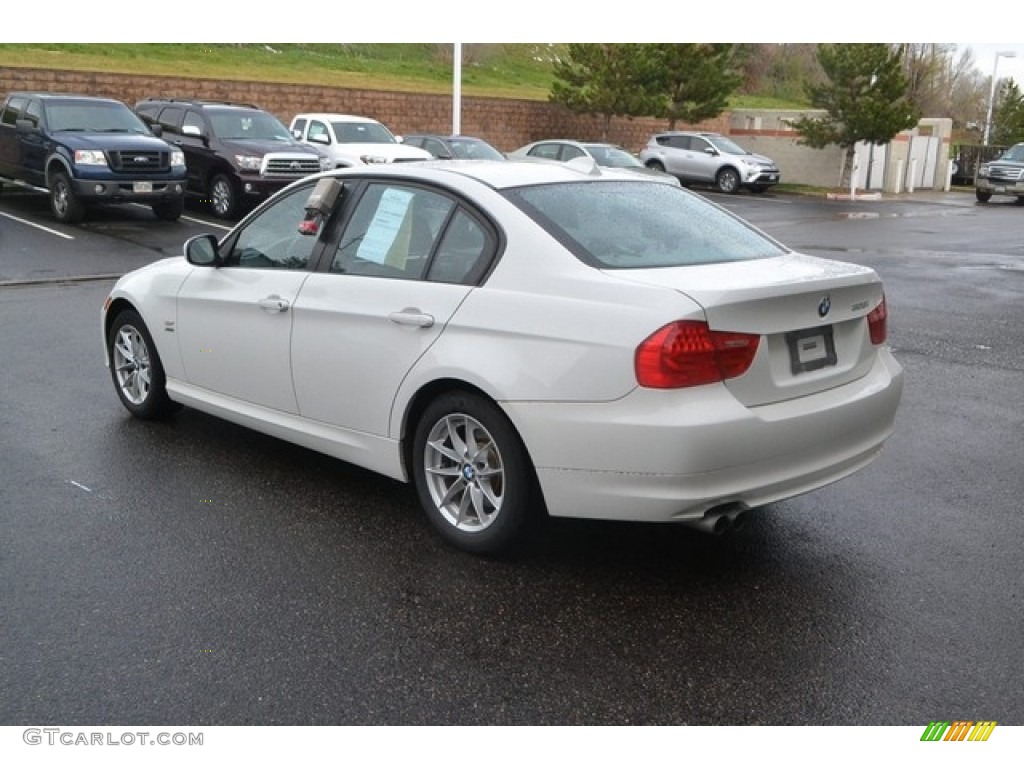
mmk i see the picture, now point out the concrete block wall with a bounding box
[0,66,728,155]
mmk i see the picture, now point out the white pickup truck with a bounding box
[289,113,431,168]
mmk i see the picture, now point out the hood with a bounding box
[220,138,320,157]
[53,131,173,151]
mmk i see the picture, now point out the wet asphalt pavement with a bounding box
[0,188,1021,725]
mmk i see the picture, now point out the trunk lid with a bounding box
[609,252,886,406]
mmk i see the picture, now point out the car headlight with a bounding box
[235,154,263,171]
[74,149,108,167]
[319,156,334,171]
[360,154,388,165]
[171,150,186,168]
[977,164,990,178]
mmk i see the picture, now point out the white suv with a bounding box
[639,131,780,194]
[289,113,432,168]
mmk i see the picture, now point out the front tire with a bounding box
[412,392,539,556]
[152,196,184,221]
[976,189,992,203]
[50,171,85,224]
[715,167,740,194]
[108,309,180,420]
[209,173,238,219]
[646,160,666,173]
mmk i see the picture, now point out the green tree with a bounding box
[549,44,661,140]
[644,44,743,129]
[792,44,920,186]
[991,79,1024,146]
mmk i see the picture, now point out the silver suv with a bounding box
[639,131,780,194]
[975,143,1024,203]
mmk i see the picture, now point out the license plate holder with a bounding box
[133,181,153,194]
[786,325,837,375]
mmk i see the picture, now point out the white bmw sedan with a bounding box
[102,160,903,555]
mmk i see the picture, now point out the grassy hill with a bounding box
[0,43,563,101]
[0,42,806,109]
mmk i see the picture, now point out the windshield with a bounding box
[209,111,294,141]
[449,138,504,160]
[332,121,397,144]
[504,180,785,268]
[707,136,751,155]
[998,144,1024,162]
[583,145,643,168]
[46,102,150,133]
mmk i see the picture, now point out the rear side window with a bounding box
[505,181,786,268]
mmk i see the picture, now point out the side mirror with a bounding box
[149,124,163,138]
[704,147,718,156]
[291,128,303,140]
[15,118,38,135]
[185,234,220,266]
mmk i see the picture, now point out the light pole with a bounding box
[983,50,1016,145]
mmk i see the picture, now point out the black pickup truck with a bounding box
[0,92,188,223]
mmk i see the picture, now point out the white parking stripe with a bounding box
[0,210,75,240]
[180,214,231,231]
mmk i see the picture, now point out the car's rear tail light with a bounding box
[635,320,760,389]
[867,295,888,345]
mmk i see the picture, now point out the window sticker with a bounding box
[357,188,415,266]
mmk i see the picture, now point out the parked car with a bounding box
[135,98,331,219]
[0,91,187,223]
[974,142,1024,203]
[101,160,903,555]
[639,131,781,194]
[509,139,642,168]
[403,134,505,161]
[289,113,431,168]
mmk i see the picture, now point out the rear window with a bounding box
[504,181,786,268]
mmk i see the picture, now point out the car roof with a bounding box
[294,113,382,124]
[137,98,262,111]
[316,157,662,190]
[9,92,124,105]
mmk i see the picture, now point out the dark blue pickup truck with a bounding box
[0,92,187,223]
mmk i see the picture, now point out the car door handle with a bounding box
[388,308,435,328]
[258,295,290,313]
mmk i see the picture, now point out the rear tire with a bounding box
[50,171,85,224]
[412,391,539,556]
[108,309,180,420]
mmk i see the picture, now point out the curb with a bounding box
[824,192,884,201]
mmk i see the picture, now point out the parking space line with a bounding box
[0,210,75,240]
[181,214,231,231]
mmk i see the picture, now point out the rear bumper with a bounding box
[502,349,903,522]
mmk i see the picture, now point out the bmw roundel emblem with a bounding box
[818,295,831,318]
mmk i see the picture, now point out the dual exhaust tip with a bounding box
[683,505,751,535]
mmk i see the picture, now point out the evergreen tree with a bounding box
[644,44,743,129]
[792,44,920,186]
[549,44,662,140]
[991,79,1024,146]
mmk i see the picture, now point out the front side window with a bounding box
[223,185,321,270]
[1,96,27,126]
[23,100,42,128]
[505,181,786,268]
[308,120,330,143]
